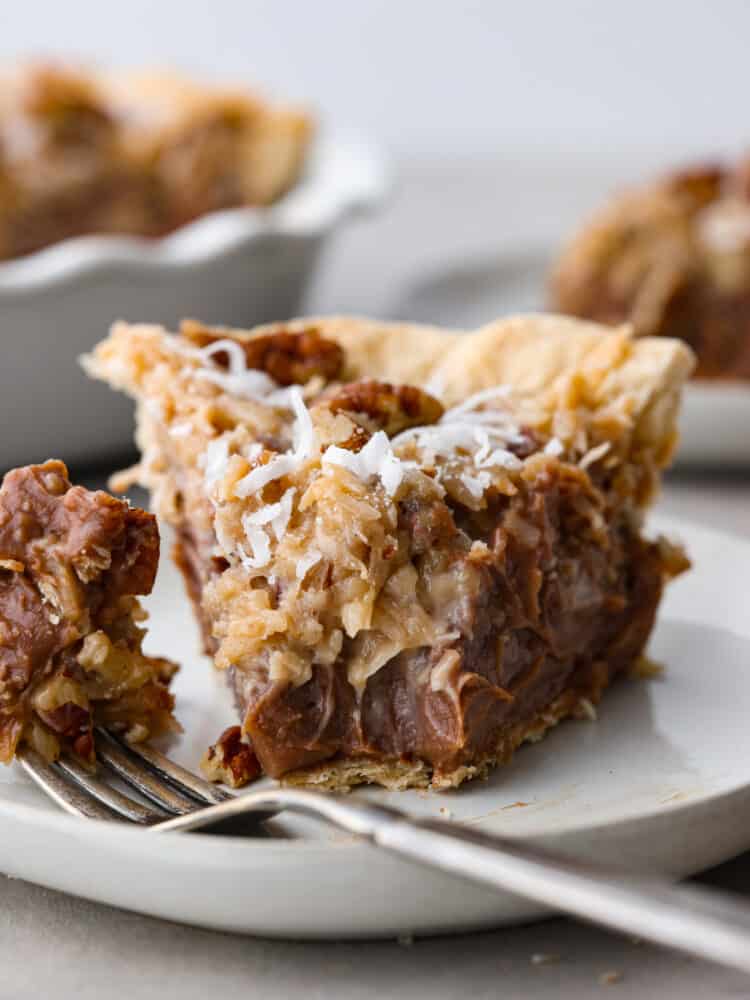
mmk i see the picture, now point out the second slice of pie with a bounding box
[85,313,693,790]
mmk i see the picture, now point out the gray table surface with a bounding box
[2,160,750,999]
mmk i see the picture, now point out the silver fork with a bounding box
[15,729,750,975]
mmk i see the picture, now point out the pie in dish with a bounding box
[0,63,313,259]
[85,313,693,790]
[551,160,750,379]
[0,461,177,765]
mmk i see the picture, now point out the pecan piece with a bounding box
[37,701,94,762]
[201,724,262,787]
[21,65,113,145]
[664,164,725,209]
[181,320,343,386]
[316,378,444,436]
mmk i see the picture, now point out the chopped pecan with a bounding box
[37,701,94,761]
[665,164,725,209]
[201,724,262,787]
[316,378,444,436]
[21,65,113,145]
[181,320,344,386]
[399,495,457,554]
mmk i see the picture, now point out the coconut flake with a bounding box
[238,525,272,571]
[170,420,193,438]
[289,388,314,463]
[194,338,306,413]
[477,446,523,471]
[544,436,565,457]
[460,471,490,499]
[243,442,263,461]
[195,339,280,400]
[234,453,297,497]
[393,381,522,468]
[389,383,527,498]
[202,437,231,489]
[579,441,611,470]
[322,431,404,497]
[243,488,296,542]
[234,389,315,499]
[270,488,296,540]
[296,550,322,581]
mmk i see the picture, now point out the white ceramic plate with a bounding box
[1,514,749,939]
[394,249,750,467]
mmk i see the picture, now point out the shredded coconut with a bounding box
[202,437,231,489]
[296,550,322,580]
[237,488,297,574]
[391,384,523,498]
[238,526,272,571]
[322,430,404,497]
[170,420,193,438]
[243,488,296,542]
[234,454,297,497]
[234,388,316,499]
[544,436,564,457]
[193,338,304,411]
[477,447,523,470]
[579,441,611,470]
[460,471,490,499]
[196,339,280,400]
[243,442,263,461]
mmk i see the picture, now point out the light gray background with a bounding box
[0,0,748,163]
[1,3,750,997]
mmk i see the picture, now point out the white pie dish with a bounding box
[1,514,750,939]
[0,135,386,472]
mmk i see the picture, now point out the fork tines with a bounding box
[17,728,231,825]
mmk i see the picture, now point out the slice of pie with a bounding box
[0,63,313,259]
[84,313,693,790]
[0,461,177,765]
[550,159,750,378]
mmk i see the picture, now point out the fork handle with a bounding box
[155,787,750,973]
[379,816,750,973]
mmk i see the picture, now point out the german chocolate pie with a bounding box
[0,63,312,259]
[0,461,177,766]
[85,314,693,790]
[551,160,750,378]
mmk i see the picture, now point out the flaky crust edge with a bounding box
[189,311,695,471]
